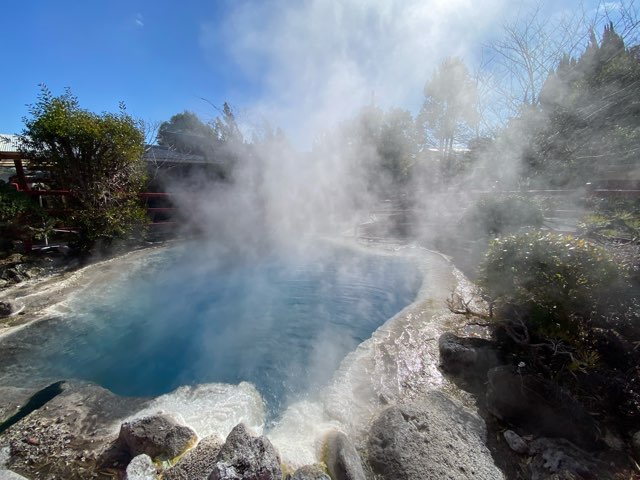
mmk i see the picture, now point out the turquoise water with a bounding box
[3,244,421,416]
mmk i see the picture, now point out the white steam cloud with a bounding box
[185,0,550,254]
[201,0,509,146]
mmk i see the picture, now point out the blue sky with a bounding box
[0,0,618,145]
[1,1,248,133]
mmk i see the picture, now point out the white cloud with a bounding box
[135,13,144,28]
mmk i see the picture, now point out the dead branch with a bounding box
[446,291,493,320]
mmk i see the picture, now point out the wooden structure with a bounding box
[0,135,29,190]
[0,137,191,249]
[3,133,639,250]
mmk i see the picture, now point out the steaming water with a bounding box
[0,242,421,422]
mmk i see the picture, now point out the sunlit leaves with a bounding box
[479,231,632,340]
[461,195,544,237]
[19,86,147,252]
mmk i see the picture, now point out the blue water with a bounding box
[4,244,421,416]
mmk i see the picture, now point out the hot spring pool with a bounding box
[0,243,422,418]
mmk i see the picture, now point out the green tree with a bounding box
[479,231,635,345]
[212,102,243,144]
[157,103,244,181]
[157,111,215,157]
[419,57,478,159]
[211,102,245,178]
[0,181,51,249]
[377,108,418,186]
[342,105,418,199]
[20,86,147,253]
[530,22,640,186]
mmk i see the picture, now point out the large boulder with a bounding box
[322,431,365,480]
[118,414,197,461]
[367,391,503,480]
[208,423,281,480]
[486,366,599,449]
[164,435,223,480]
[291,464,331,480]
[438,332,501,381]
[2,381,149,480]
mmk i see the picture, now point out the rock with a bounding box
[208,423,281,480]
[5,254,24,264]
[632,431,640,459]
[2,380,149,479]
[0,446,9,465]
[291,464,331,480]
[24,267,43,279]
[528,437,604,480]
[2,268,25,282]
[118,414,197,461]
[438,333,500,380]
[602,429,625,451]
[367,391,503,480]
[164,435,223,480]
[322,431,365,480]
[0,386,36,425]
[503,430,528,454]
[592,328,636,370]
[0,468,30,479]
[486,366,599,449]
[125,454,157,480]
[0,445,27,479]
[0,301,13,317]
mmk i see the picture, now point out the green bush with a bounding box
[20,87,148,253]
[579,197,640,241]
[0,181,50,247]
[462,195,545,238]
[443,195,545,279]
[479,231,633,340]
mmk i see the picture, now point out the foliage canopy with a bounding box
[479,231,635,340]
[19,86,147,252]
[419,57,478,158]
[462,195,544,237]
[0,181,50,248]
[156,103,244,182]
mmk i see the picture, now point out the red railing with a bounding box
[11,188,177,221]
[7,186,180,250]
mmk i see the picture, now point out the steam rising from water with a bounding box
[117,244,458,467]
[0,242,422,418]
[180,0,633,260]
[0,242,457,467]
[202,0,506,145]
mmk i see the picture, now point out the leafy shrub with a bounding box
[443,196,545,279]
[579,197,640,241]
[20,87,148,253]
[479,231,634,340]
[462,195,545,238]
[0,181,50,247]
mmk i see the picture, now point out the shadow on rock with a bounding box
[486,366,600,450]
[438,332,503,393]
